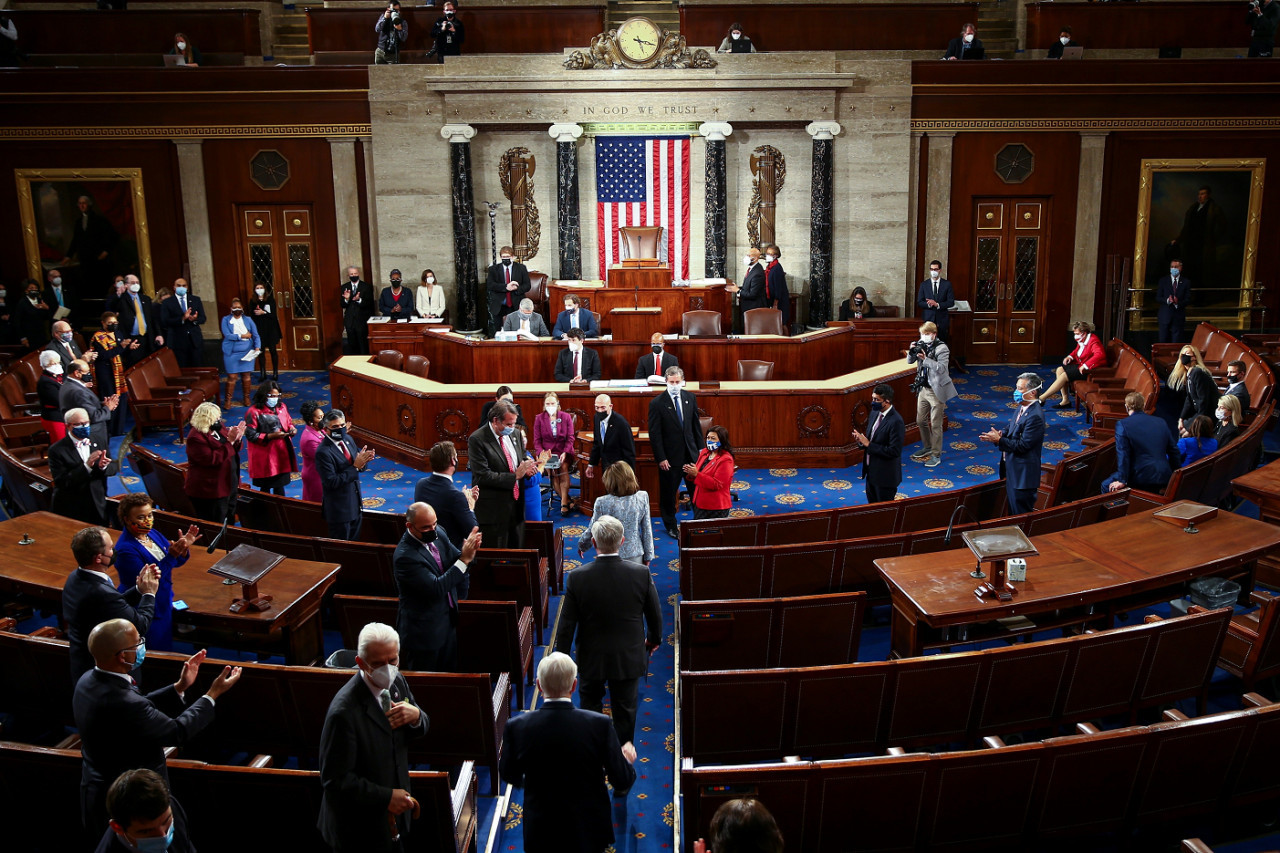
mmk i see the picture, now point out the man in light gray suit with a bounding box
[500,298,550,338]
[907,321,957,468]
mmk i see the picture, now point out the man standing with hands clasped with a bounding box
[649,366,701,539]
[851,384,904,504]
[315,409,376,541]
[980,372,1046,515]
[486,245,529,330]
[917,260,955,341]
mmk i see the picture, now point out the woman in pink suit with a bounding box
[244,379,297,495]
[532,391,577,515]
[1043,320,1107,409]
[298,399,326,502]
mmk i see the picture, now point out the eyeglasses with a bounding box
[115,639,145,656]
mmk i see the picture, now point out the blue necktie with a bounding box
[673,393,683,424]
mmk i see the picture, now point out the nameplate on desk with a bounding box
[368,317,391,324]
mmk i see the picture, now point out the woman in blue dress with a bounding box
[220,296,261,409]
[114,492,201,651]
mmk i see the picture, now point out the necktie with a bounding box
[654,354,660,376]
[504,265,513,306]
[869,413,882,438]
[600,417,608,442]
[574,353,580,379]
[764,265,772,300]
[339,439,352,463]
[428,541,454,606]
[379,689,392,713]
[500,435,520,498]
[673,393,683,424]
[180,297,187,315]
[134,295,146,335]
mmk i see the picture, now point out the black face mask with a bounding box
[1228,373,1240,382]
[418,528,438,544]
[348,275,359,283]
[106,323,118,332]
[211,420,223,432]
[502,258,512,266]
[390,280,402,288]
[1180,354,1193,366]
[651,344,663,355]
[330,427,346,440]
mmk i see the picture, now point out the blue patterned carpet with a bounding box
[21,363,1280,852]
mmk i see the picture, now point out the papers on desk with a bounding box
[240,349,261,362]
[494,330,541,342]
[687,278,727,286]
[409,317,438,323]
[592,379,648,390]
[557,280,606,288]
[368,317,390,324]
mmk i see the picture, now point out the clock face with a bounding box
[616,17,661,64]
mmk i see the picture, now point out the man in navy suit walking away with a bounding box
[980,372,1046,515]
[1102,391,1181,493]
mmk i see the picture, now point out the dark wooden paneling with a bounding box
[679,3,979,51]
[5,9,261,56]
[305,6,606,54]
[1026,2,1247,51]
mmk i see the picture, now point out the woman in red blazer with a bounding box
[683,424,735,518]
[184,401,246,523]
[532,391,577,514]
[1043,320,1107,409]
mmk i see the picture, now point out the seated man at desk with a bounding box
[552,294,598,339]
[501,298,550,339]
[635,332,679,380]
[554,328,602,383]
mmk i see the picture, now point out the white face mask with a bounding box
[921,334,935,344]
[129,283,141,293]
[1216,408,1228,420]
[255,287,265,296]
[667,382,681,396]
[426,277,435,284]
[731,32,741,40]
[930,270,940,279]
[743,256,753,266]
[569,343,582,353]
[765,254,776,263]
[963,33,974,43]
[48,363,63,375]
[1060,36,1070,45]
[366,662,398,690]
[545,404,557,414]
[177,41,187,51]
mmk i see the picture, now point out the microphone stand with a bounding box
[943,504,985,578]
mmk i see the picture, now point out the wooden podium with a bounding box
[610,307,663,341]
[608,264,671,289]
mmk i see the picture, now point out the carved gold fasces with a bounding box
[748,146,786,249]
[500,147,539,262]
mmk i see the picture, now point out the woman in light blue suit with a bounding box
[220,296,261,409]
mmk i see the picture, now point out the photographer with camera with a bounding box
[906,321,957,469]
[430,1,465,64]
[375,1,408,65]
[1247,0,1279,57]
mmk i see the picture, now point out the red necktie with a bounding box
[339,440,352,462]
[500,436,520,498]
[765,262,774,299]
[655,354,660,376]
[504,265,513,306]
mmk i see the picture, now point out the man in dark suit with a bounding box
[316,409,376,541]
[479,386,527,430]
[95,769,196,853]
[45,268,74,325]
[74,617,239,833]
[413,441,479,550]
[917,260,956,341]
[555,516,662,752]
[50,407,119,525]
[585,394,636,480]
[763,243,791,330]
[318,622,428,852]
[648,366,701,537]
[851,384,904,503]
[1046,26,1078,59]
[981,372,1046,515]
[60,194,119,296]
[944,23,985,59]
[1103,391,1181,493]
[1156,259,1191,344]
[116,275,163,362]
[468,399,536,548]
[63,526,160,681]
[342,265,376,355]
[59,359,119,447]
[158,278,206,368]
[736,247,767,315]
[486,245,531,329]
[554,327,602,383]
[502,297,552,337]
[551,294,599,339]
[393,501,481,671]
[1223,360,1251,412]
[499,651,637,852]
[634,332,679,380]
[45,318,95,372]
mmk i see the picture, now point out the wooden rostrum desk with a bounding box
[547,279,733,337]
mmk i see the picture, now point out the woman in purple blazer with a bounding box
[298,399,326,503]
[532,391,577,514]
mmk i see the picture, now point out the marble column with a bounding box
[548,123,583,280]
[362,137,381,288]
[923,132,956,276]
[699,122,734,279]
[172,140,215,297]
[329,138,364,281]
[1071,132,1110,325]
[441,124,481,332]
[806,121,841,329]
[906,131,925,310]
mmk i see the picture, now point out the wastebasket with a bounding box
[1189,577,1240,609]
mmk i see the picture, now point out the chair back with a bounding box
[619,226,664,259]
[682,310,723,338]
[743,308,784,336]
[405,355,431,379]
[737,360,776,381]
[374,349,404,371]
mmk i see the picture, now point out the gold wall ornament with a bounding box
[747,146,785,249]
[499,147,539,262]
[564,18,717,69]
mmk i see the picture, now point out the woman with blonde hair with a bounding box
[577,461,654,565]
[1215,394,1242,447]
[1169,344,1217,430]
[184,401,246,522]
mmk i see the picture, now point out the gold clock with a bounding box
[616,17,661,65]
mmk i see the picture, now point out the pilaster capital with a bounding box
[327,137,358,146]
[548,123,583,143]
[806,121,842,141]
[171,139,204,148]
[440,124,477,144]
[697,122,734,142]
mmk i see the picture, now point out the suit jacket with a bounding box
[862,405,905,489]
[159,293,206,350]
[49,434,118,525]
[1156,274,1191,324]
[14,295,53,345]
[551,308,599,339]
[63,567,155,682]
[412,473,478,549]
[648,388,700,467]
[94,798,194,853]
[43,337,85,372]
[58,377,111,445]
[738,262,767,312]
[499,701,636,853]
[502,311,551,337]
[377,286,416,320]
[317,672,428,852]
[1180,366,1219,422]
[116,292,155,344]
[589,411,636,471]
[634,350,679,380]
[392,529,469,661]
[691,448,735,511]
[917,278,956,330]
[342,280,376,326]
[907,341,958,403]
[1226,380,1252,412]
[997,402,1046,490]
[764,262,791,325]
[1113,411,1179,489]
[486,261,532,318]
[554,347,602,383]
[945,36,986,59]
[315,434,364,524]
[555,554,661,680]
[468,423,529,531]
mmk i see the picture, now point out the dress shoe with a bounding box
[910,450,931,462]
[665,525,679,540]
[1053,401,1072,409]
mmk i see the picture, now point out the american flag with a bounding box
[595,136,690,280]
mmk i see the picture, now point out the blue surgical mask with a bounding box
[175,287,187,297]
[266,396,279,408]
[71,424,92,440]
[1013,389,1026,403]
[1170,268,1179,278]
[127,642,146,669]
[500,425,515,437]
[126,821,173,852]
[706,440,720,450]
[59,332,73,343]
[667,383,681,396]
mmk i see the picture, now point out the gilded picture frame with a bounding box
[1132,158,1265,331]
[15,167,155,295]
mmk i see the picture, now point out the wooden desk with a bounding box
[1231,459,1280,589]
[609,307,662,343]
[607,266,670,289]
[577,431,662,517]
[547,282,731,335]
[875,503,1280,658]
[0,512,340,666]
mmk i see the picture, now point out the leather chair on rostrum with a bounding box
[405,355,431,379]
[374,349,405,371]
[737,360,776,381]
[620,226,664,259]
[682,311,723,338]
[743,308,785,336]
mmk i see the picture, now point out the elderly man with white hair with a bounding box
[500,296,551,338]
[554,515,662,759]
[318,622,428,852]
[500,651,637,853]
[50,406,118,525]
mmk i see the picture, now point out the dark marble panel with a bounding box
[808,137,834,327]
[556,140,582,281]
[451,140,482,331]
[704,138,727,279]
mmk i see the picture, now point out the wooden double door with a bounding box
[236,204,326,370]
[968,198,1049,364]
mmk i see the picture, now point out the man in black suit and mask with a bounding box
[486,245,530,330]
[412,441,479,551]
[63,526,159,682]
[648,366,701,538]
[158,278,206,368]
[315,409,377,541]
[584,394,635,481]
[50,407,119,525]
[342,265,376,355]
[468,399,536,548]
[634,331,679,380]
[851,384,904,503]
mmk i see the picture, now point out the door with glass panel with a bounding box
[237,205,325,370]
[970,198,1049,364]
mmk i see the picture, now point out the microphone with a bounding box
[943,503,979,546]
[206,492,239,554]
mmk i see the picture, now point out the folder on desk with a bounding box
[208,544,284,585]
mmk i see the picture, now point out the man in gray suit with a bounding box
[500,298,551,338]
[468,399,536,548]
[59,358,119,447]
[907,321,957,469]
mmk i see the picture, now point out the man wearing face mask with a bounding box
[158,278,206,368]
[554,326,602,383]
[1156,259,1191,344]
[635,331,679,380]
[393,501,482,671]
[50,407,119,526]
[15,278,52,350]
[62,527,159,681]
[341,265,376,355]
[1046,26,1078,59]
[980,372,1046,515]
[944,23,985,59]
[552,293,599,339]
[46,318,96,373]
[906,322,957,469]
[1102,390,1180,495]
[648,366,702,538]
[917,260,955,342]
[586,393,636,479]
[378,269,417,321]
[1222,360,1251,411]
[429,0,465,63]
[59,358,119,447]
[486,245,531,331]
[318,622,428,852]
[115,275,162,363]
[502,296,552,338]
[469,399,537,548]
[735,247,766,321]
[45,267,73,323]
[851,384,904,503]
[316,409,377,541]
[96,769,196,853]
[75,616,240,839]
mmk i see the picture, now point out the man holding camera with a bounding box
[375,1,408,65]
[1248,0,1279,57]
[907,322,957,469]
[430,1,465,63]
